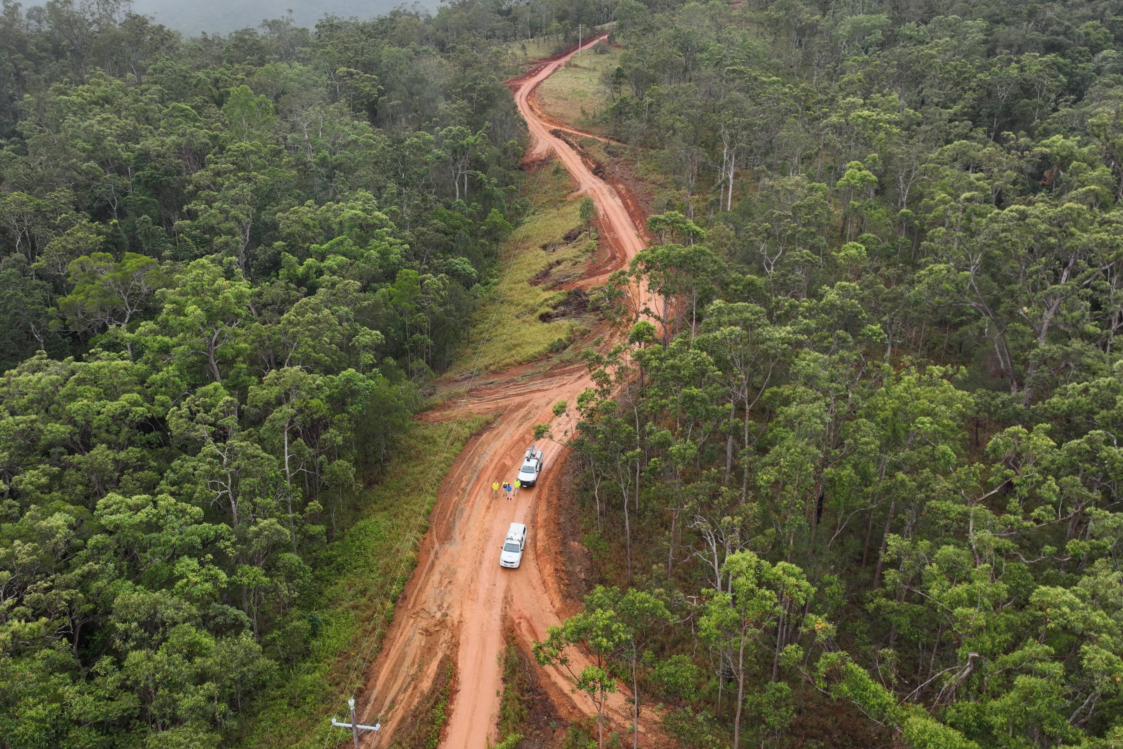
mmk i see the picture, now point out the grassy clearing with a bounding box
[501,37,567,73]
[444,164,597,378]
[501,23,619,75]
[241,415,489,749]
[536,42,621,136]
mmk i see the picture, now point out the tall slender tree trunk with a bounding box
[861,508,876,568]
[872,499,895,590]
[734,635,747,749]
[667,508,678,576]
[741,403,753,501]
[772,601,786,682]
[623,490,633,585]
[724,402,735,485]
[727,154,736,212]
[207,335,223,384]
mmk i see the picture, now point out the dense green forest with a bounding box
[0,1,613,746]
[534,1,1123,749]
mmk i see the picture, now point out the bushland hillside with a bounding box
[0,1,607,746]
[536,2,1123,749]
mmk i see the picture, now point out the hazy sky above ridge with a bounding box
[129,0,440,35]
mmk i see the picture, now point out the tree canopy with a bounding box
[0,0,597,745]
[539,1,1123,748]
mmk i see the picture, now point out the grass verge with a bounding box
[422,664,452,749]
[498,639,532,739]
[240,415,490,749]
[536,42,621,136]
[501,37,568,74]
[444,163,597,379]
[491,639,532,749]
[379,657,453,749]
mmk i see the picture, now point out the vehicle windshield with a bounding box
[521,461,537,471]
[503,542,522,553]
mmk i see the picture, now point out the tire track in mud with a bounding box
[352,35,655,748]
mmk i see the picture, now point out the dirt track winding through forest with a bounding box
[353,35,653,747]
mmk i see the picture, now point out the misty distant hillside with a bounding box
[130,0,439,34]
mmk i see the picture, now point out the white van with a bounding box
[517,446,544,488]
[500,523,528,569]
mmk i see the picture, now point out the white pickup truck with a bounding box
[500,523,528,569]
[516,445,544,488]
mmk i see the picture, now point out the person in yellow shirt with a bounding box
[492,481,499,499]
[513,479,521,498]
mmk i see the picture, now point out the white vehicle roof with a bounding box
[506,522,526,540]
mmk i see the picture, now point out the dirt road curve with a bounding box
[353,36,651,748]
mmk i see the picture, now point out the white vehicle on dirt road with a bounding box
[516,446,544,488]
[499,523,527,568]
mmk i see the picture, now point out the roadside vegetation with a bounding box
[536,41,622,137]
[446,162,597,378]
[244,417,486,748]
[497,640,532,746]
[502,38,568,74]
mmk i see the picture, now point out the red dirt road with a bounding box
[352,36,652,748]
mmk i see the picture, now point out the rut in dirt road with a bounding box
[349,35,653,748]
